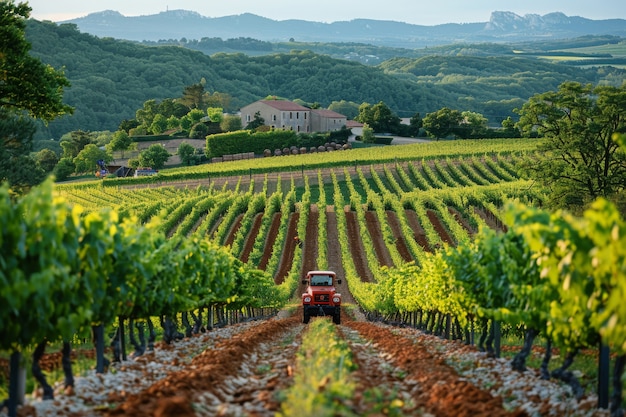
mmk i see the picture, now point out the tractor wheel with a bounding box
[303,310,310,324]
[333,310,341,325]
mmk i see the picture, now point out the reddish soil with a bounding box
[364,210,394,267]
[325,207,354,304]
[386,210,414,262]
[345,208,374,282]
[223,214,243,247]
[405,209,432,252]
[189,213,207,235]
[208,216,223,238]
[448,206,476,237]
[473,206,508,232]
[96,311,529,417]
[257,212,281,271]
[274,212,299,285]
[297,206,319,296]
[301,205,319,277]
[239,213,263,263]
[346,319,528,417]
[105,315,302,417]
[427,209,456,247]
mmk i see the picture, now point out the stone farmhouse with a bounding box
[240,99,347,133]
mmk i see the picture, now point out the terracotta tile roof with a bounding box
[260,100,310,111]
[346,120,364,128]
[312,109,346,118]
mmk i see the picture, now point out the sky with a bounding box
[26,0,626,26]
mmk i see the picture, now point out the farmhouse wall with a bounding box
[240,100,347,133]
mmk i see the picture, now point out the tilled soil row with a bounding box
[345,319,528,417]
[6,311,608,417]
[105,314,302,417]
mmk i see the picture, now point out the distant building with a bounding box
[240,99,347,133]
[310,108,348,133]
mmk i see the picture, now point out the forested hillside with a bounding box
[26,19,626,139]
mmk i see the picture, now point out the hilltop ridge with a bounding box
[60,10,626,48]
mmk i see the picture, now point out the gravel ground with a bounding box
[0,313,614,417]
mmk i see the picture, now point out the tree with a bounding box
[207,107,224,123]
[1,1,72,192]
[158,98,189,118]
[355,101,401,134]
[187,108,205,125]
[328,100,359,120]
[180,83,206,110]
[501,116,521,138]
[135,99,158,129]
[408,112,423,137]
[460,111,488,139]
[177,142,197,166]
[0,2,73,121]
[35,148,59,173]
[52,157,74,181]
[422,107,463,139]
[371,101,401,133]
[355,102,373,126]
[516,81,626,210]
[180,115,193,132]
[139,144,170,169]
[189,122,209,139]
[119,119,140,133]
[166,115,181,131]
[361,123,375,144]
[128,157,140,169]
[106,130,132,157]
[60,130,94,159]
[221,115,242,132]
[205,91,231,110]
[73,144,110,174]
[245,111,265,130]
[149,113,168,134]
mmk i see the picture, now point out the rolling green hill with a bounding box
[26,20,626,140]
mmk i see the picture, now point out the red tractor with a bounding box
[301,270,342,324]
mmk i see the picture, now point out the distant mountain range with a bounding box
[59,10,626,48]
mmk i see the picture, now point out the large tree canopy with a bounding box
[516,81,626,210]
[355,101,401,134]
[0,1,73,121]
[1,1,73,192]
[422,107,464,139]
